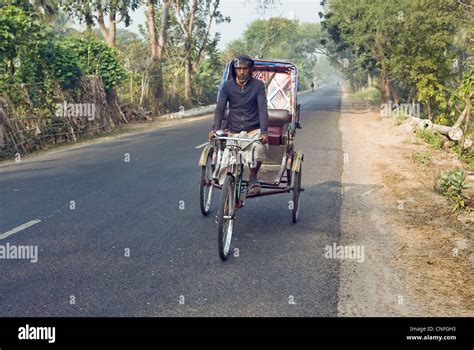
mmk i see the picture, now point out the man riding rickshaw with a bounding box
[208,54,268,195]
[200,54,304,260]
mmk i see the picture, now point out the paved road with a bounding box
[0,86,343,316]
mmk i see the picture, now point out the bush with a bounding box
[453,142,474,172]
[11,35,127,96]
[435,168,472,211]
[58,35,127,90]
[14,40,82,91]
[40,42,82,90]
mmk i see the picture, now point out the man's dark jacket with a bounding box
[213,77,269,134]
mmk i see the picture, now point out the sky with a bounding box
[109,0,324,50]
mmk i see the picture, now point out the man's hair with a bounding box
[230,54,254,79]
[233,55,254,69]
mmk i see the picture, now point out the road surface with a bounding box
[0,87,343,316]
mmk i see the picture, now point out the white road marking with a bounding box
[342,186,355,193]
[0,219,41,240]
[194,142,208,149]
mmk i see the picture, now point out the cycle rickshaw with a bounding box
[198,59,304,260]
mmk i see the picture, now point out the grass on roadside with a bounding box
[416,129,444,150]
[353,87,381,105]
[395,114,409,126]
[452,141,474,172]
[412,150,433,164]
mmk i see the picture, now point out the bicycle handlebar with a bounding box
[212,136,258,142]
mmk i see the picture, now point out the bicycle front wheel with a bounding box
[199,150,214,216]
[217,174,235,261]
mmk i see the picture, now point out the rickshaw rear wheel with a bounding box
[292,163,302,223]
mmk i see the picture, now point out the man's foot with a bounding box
[247,178,261,194]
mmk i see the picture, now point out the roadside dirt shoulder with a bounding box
[338,92,473,316]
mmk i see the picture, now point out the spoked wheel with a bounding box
[292,162,302,223]
[199,151,214,216]
[218,175,235,260]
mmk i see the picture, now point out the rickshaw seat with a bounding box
[267,109,291,127]
[268,109,291,145]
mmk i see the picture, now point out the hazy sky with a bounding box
[111,0,323,50]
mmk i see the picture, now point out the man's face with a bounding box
[234,61,251,83]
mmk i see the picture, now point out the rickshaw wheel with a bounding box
[292,163,302,223]
[218,174,235,261]
[200,151,214,216]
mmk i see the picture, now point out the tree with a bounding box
[171,0,229,104]
[244,0,282,17]
[58,35,127,90]
[30,0,59,22]
[320,0,467,117]
[145,0,171,112]
[60,0,140,47]
[48,11,81,38]
[385,0,463,120]
[0,4,42,82]
[321,0,406,102]
[224,18,324,89]
[115,29,152,106]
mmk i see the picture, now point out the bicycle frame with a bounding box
[210,135,260,206]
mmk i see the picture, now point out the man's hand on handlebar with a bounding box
[209,130,267,144]
[208,130,215,142]
[259,133,268,145]
[209,129,228,142]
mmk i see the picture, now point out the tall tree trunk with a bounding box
[375,29,392,103]
[147,0,159,59]
[461,102,471,151]
[184,58,192,103]
[8,58,15,82]
[391,80,402,103]
[380,63,392,104]
[173,0,197,105]
[427,101,433,121]
[108,8,116,47]
[147,0,170,113]
[97,2,116,48]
